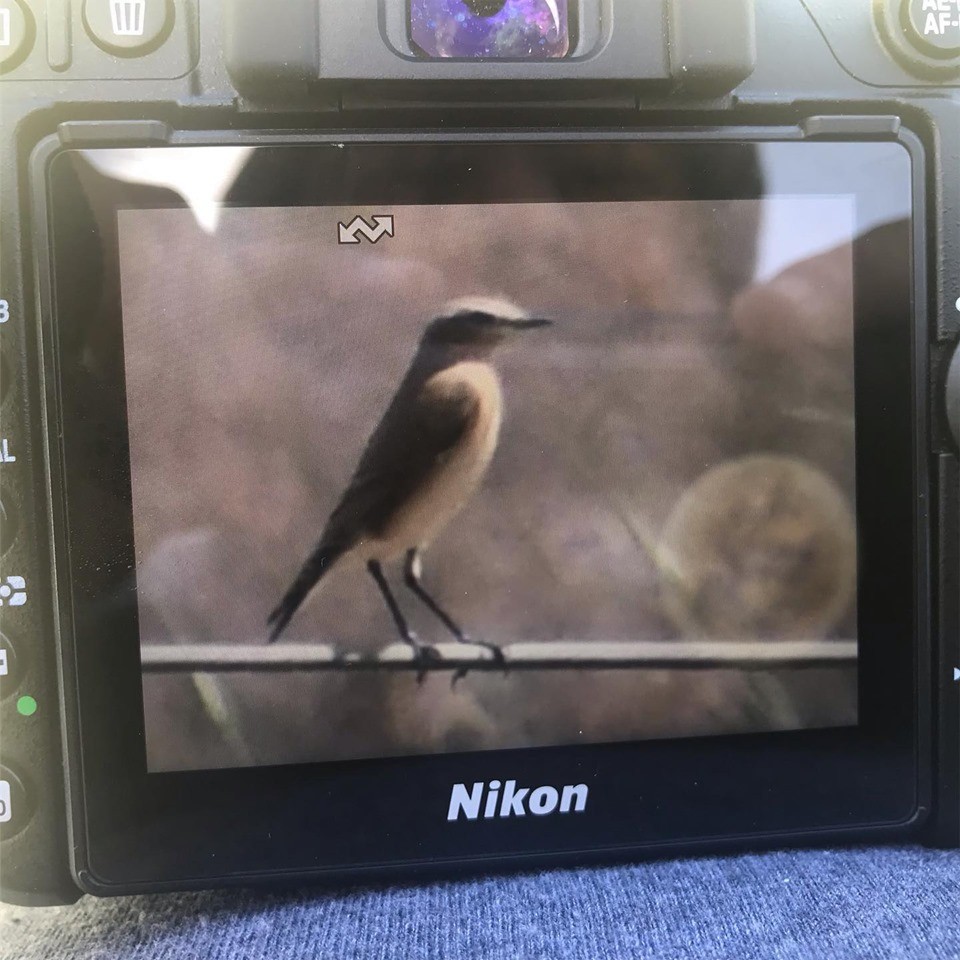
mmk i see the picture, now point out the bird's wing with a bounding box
[322,375,481,546]
[267,372,479,641]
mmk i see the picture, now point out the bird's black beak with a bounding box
[507,318,553,330]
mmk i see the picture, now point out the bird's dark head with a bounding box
[422,296,552,352]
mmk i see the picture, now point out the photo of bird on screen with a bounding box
[118,171,868,772]
[266,296,551,671]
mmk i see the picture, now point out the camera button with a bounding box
[83,0,174,56]
[0,0,34,73]
[0,764,31,841]
[0,495,18,556]
[0,351,13,406]
[0,632,21,700]
[902,0,960,58]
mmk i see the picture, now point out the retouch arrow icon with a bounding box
[337,215,395,245]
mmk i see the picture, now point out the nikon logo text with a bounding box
[447,780,589,821]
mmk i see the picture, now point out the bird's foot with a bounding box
[407,637,442,684]
[462,635,507,670]
[451,636,507,687]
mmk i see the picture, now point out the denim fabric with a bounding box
[1,846,957,960]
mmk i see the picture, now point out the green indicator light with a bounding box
[16,696,37,717]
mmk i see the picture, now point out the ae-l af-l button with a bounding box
[903,0,960,58]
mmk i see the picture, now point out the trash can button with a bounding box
[83,0,174,56]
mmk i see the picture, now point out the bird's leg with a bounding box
[403,549,506,680]
[367,560,439,682]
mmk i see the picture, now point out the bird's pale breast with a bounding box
[375,361,503,559]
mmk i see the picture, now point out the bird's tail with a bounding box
[267,541,346,643]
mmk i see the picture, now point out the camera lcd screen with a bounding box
[62,141,912,775]
[45,137,921,883]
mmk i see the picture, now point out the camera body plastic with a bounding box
[1,0,959,905]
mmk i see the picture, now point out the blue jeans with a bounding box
[2,846,958,959]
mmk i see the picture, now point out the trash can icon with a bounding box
[110,0,146,37]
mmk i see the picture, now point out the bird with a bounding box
[267,295,552,674]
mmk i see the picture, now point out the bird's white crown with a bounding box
[443,295,529,322]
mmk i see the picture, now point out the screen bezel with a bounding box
[41,131,928,891]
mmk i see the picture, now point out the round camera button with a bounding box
[0,495,19,556]
[903,0,960,58]
[0,0,34,73]
[0,763,32,841]
[0,351,13,405]
[83,0,174,56]
[0,632,21,700]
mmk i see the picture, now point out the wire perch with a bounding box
[140,640,857,674]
